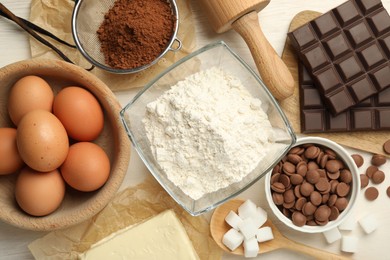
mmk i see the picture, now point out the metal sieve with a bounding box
[71,0,181,74]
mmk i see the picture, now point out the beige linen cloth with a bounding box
[28,0,196,92]
[28,175,222,259]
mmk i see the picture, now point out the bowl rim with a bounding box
[71,0,181,74]
[0,58,131,231]
[120,41,297,216]
[265,136,360,233]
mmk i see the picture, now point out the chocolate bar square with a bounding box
[299,62,390,133]
[289,0,390,115]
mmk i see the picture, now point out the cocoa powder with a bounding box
[97,0,175,70]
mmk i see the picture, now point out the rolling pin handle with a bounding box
[232,11,294,100]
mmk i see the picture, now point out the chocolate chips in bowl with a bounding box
[265,136,360,233]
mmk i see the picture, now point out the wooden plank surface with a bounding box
[280,11,390,157]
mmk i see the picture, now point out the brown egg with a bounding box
[15,167,65,216]
[8,75,54,126]
[53,86,104,141]
[17,110,69,172]
[60,142,110,192]
[0,128,24,175]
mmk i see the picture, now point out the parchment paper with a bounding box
[28,175,222,260]
[29,0,196,92]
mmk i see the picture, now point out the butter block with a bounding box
[78,210,199,260]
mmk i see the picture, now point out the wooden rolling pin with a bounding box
[198,0,294,101]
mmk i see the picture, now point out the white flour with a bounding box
[142,67,275,200]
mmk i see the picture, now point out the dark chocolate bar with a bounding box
[299,62,390,133]
[289,0,390,115]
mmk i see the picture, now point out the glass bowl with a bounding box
[120,41,296,215]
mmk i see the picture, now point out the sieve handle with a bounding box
[169,38,182,52]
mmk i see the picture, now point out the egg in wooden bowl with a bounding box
[0,59,131,231]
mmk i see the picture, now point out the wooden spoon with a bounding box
[210,199,350,259]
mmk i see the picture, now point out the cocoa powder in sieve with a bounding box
[97,0,175,70]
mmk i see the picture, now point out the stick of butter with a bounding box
[78,210,199,260]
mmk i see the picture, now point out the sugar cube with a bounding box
[222,228,244,251]
[252,207,267,229]
[238,199,257,220]
[256,226,274,243]
[359,213,379,234]
[341,236,358,253]
[322,227,341,244]
[238,218,258,240]
[243,237,259,258]
[225,210,243,230]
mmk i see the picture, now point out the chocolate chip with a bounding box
[330,180,339,193]
[327,194,338,207]
[371,154,387,167]
[272,192,284,205]
[300,182,315,197]
[322,193,330,204]
[302,201,317,216]
[315,178,330,192]
[325,160,341,173]
[290,174,304,185]
[283,161,296,175]
[327,170,340,180]
[292,211,307,227]
[271,172,280,184]
[365,187,379,201]
[387,186,390,198]
[287,153,303,165]
[295,197,307,211]
[325,149,337,159]
[366,165,378,179]
[279,174,291,188]
[383,140,390,154]
[335,197,348,211]
[306,169,320,184]
[284,189,296,204]
[336,182,350,197]
[283,200,295,209]
[314,205,331,222]
[329,206,340,221]
[294,185,302,198]
[372,170,385,184]
[339,169,352,184]
[305,146,321,159]
[271,182,285,193]
[310,191,322,206]
[360,174,369,188]
[351,154,364,168]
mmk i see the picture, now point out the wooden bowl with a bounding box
[0,59,131,231]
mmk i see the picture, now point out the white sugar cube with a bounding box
[359,213,379,234]
[225,210,243,230]
[222,228,244,251]
[243,237,259,258]
[238,218,258,240]
[338,214,357,231]
[252,207,267,229]
[322,227,341,244]
[238,199,257,220]
[341,236,358,253]
[256,226,274,243]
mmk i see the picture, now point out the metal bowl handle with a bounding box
[169,38,182,52]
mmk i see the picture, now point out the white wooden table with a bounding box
[1,0,390,259]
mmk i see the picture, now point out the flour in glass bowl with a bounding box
[142,67,275,200]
